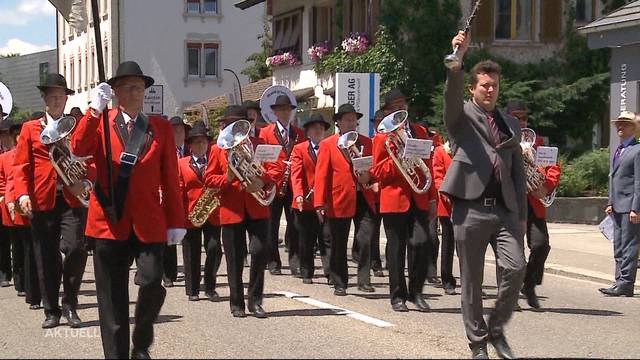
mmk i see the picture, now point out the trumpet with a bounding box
[40,116,93,207]
[217,119,276,206]
[377,110,432,194]
[521,128,556,207]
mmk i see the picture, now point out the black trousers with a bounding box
[371,213,383,271]
[439,216,456,289]
[327,217,351,289]
[182,224,222,296]
[267,189,299,272]
[221,217,268,311]
[352,192,376,285]
[523,204,551,289]
[294,210,330,280]
[163,244,177,282]
[92,235,166,359]
[382,202,431,304]
[9,226,25,292]
[16,226,40,305]
[427,217,440,278]
[30,195,87,316]
[0,224,10,283]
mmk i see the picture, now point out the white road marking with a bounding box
[275,291,395,328]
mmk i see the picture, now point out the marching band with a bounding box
[0,28,580,359]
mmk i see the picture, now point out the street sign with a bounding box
[335,73,380,136]
[143,85,163,115]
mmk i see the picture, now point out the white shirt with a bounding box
[192,155,207,168]
[276,120,290,141]
[121,111,138,125]
[45,112,62,125]
[310,140,320,156]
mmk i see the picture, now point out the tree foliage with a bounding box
[241,17,273,82]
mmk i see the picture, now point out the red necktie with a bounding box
[486,114,501,182]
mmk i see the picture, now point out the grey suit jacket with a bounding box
[440,68,527,221]
[609,140,640,213]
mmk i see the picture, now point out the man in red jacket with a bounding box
[14,74,88,329]
[205,105,283,318]
[71,62,186,359]
[507,100,560,309]
[259,95,306,276]
[314,104,377,296]
[179,121,222,302]
[290,113,331,284]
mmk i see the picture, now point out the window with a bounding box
[186,0,218,15]
[576,0,596,23]
[78,55,83,92]
[39,63,49,85]
[187,43,201,76]
[104,45,108,75]
[203,0,217,14]
[273,9,302,59]
[204,44,218,76]
[186,42,219,78]
[69,58,75,91]
[311,6,333,46]
[495,0,532,41]
[187,0,200,14]
[341,0,380,38]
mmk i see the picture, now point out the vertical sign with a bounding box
[335,73,380,136]
[143,85,163,115]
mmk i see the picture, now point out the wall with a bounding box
[0,50,57,112]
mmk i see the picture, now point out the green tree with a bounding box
[241,17,272,82]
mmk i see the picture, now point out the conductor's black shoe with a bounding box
[490,335,515,359]
[521,286,541,309]
[231,309,246,318]
[302,278,313,284]
[248,304,267,318]
[373,269,385,277]
[62,306,82,328]
[17,291,26,297]
[598,285,616,294]
[42,314,60,329]
[188,295,199,302]
[206,291,219,302]
[391,302,409,312]
[358,283,375,292]
[269,268,282,276]
[131,348,151,359]
[470,344,489,359]
[601,286,634,297]
[411,294,431,312]
[334,287,347,296]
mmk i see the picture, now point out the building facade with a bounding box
[57,0,265,116]
[0,49,57,112]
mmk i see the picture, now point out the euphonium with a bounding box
[187,187,220,227]
[520,128,556,207]
[377,110,432,194]
[217,120,276,206]
[40,116,93,207]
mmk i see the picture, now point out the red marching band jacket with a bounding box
[371,123,438,214]
[529,137,561,219]
[0,149,28,227]
[70,109,184,243]
[203,136,284,225]
[178,154,220,228]
[432,144,452,218]
[258,122,306,197]
[290,140,318,212]
[313,133,376,218]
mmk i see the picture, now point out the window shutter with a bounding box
[540,0,563,43]
[472,0,494,44]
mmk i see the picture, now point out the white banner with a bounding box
[335,73,380,137]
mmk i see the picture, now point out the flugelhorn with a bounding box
[377,110,432,194]
[40,116,93,207]
[444,0,482,69]
[217,120,276,206]
[520,128,556,207]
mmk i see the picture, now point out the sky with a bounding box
[0,0,57,56]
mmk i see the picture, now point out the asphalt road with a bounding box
[0,243,638,358]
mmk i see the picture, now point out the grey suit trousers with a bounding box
[452,199,526,347]
[612,211,639,290]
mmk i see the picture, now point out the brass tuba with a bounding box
[520,128,556,207]
[217,120,276,206]
[377,110,432,194]
[40,116,93,207]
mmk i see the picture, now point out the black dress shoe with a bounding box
[0,280,9,287]
[231,309,246,318]
[248,304,268,318]
[444,287,457,295]
[411,294,430,312]
[269,268,282,276]
[17,291,26,297]
[162,278,174,288]
[373,269,385,277]
[131,348,151,359]
[206,291,220,302]
[327,277,334,286]
[427,277,441,285]
[188,295,199,302]
[358,283,375,292]
[601,286,634,297]
[62,307,82,328]
[334,287,347,296]
[490,335,515,359]
[391,302,409,312]
[303,278,313,284]
[471,344,489,359]
[42,314,60,329]
[598,285,617,294]
[521,286,540,309]
[29,304,41,310]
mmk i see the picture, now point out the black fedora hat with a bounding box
[186,121,210,142]
[107,61,155,88]
[169,116,186,126]
[37,73,75,95]
[218,105,247,124]
[270,95,296,110]
[242,100,261,111]
[382,88,406,110]
[302,113,330,130]
[333,103,363,122]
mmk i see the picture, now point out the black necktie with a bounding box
[196,157,206,166]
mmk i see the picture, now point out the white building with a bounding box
[57,0,265,116]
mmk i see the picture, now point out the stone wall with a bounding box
[546,197,608,225]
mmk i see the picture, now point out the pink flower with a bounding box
[342,33,369,54]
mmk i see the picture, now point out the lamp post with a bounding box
[223,68,244,104]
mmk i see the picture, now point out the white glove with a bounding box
[166,228,187,246]
[90,82,113,113]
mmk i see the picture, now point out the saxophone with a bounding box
[187,187,220,227]
[278,132,298,197]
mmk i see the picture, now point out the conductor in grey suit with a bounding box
[441,31,527,359]
[601,111,639,297]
